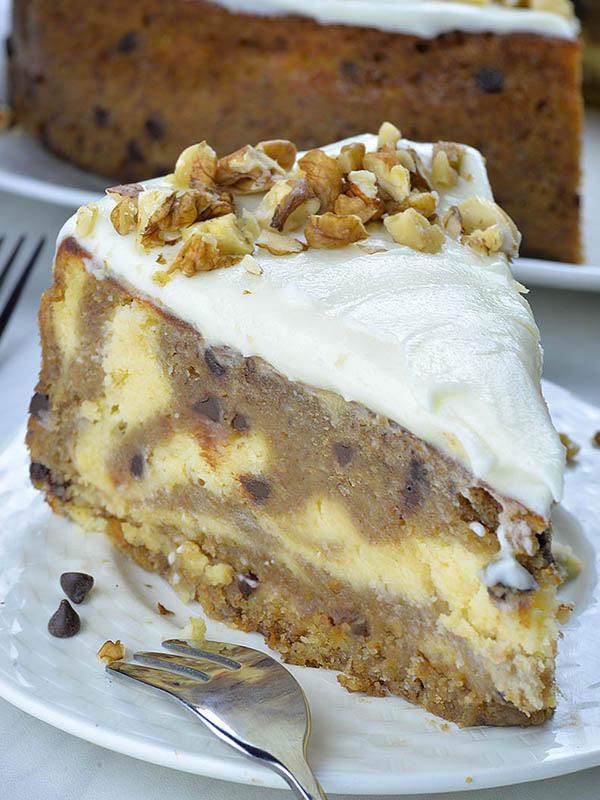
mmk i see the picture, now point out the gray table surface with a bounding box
[0,189,599,800]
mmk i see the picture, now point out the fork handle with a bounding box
[272,756,328,800]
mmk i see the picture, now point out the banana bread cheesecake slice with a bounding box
[28,124,567,727]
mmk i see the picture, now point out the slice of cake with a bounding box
[8,0,582,262]
[28,123,567,727]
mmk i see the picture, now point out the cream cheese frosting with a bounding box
[60,133,565,519]
[213,0,579,39]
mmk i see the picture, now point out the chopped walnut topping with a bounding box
[337,142,366,176]
[559,432,580,463]
[335,170,385,223]
[397,148,432,191]
[137,188,176,248]
[377,121,401,149]
[216,145,286,193]
[443,196,521,258]
[75,203,98,237]
[305,213,368,249]
[297,149,343,213]
[110,196,138,235]
[106,183,144,199]
[256,229,307,255]
[152,270,171,287]
[396,190,439,218]
[241,254,263,275]
[384,208,445,253]
[255,178,319,233]
[434,141,464,171]
[431,149,458,188]
[169,232,221,276]
[157,602,174,615]
[363,147,411,203]
[173,141,217,188]
[185,213,256,255]
[97,639,125,665]
[356,242,388,255]
[256,139,297,171]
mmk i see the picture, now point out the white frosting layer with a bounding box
[213,0,578,39]
[60,134,565,518]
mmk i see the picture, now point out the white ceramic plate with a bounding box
[1,0,600,291]
[1,380,599,796]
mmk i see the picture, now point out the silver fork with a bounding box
[0,235,46,342]
[106,638,328,799]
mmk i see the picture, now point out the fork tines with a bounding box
[0,235,46,341]
[106,638,327,799]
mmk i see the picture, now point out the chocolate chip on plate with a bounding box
[48,599,80,638]
[60,572,94,604]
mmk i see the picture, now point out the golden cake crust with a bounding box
[8,0,582,262]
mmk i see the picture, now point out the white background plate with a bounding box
[0,0,599,291]
[1,380,599,796]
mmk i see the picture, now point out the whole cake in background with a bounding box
[7,0,582,263]
[28,121,569,728]
[573,0,600,104]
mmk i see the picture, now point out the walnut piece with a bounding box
[377,121,401,149]
[241,254,263,275]
[255,179,319,233]
[305,213,368,249]
[442,196,521,258]
[169,232,221,276]
[137,188,176,248]
[216,145,286,193]
[256,229,307,255]
[335,170,384,223]
[363,148,411,203]
[397,147,432,191]
[97,639,125,665]
[396,190,439,218]
[256,139,297,171]
[337,142,366,176]
[559,432,580,463]
[297,149,343,213]
[186,213,256,255]
[75,203,98,237]
[173,141,218,188]
[384,208,445,253]
[106,183,144,199]
[431,149,458,188]
[110,196,138,235]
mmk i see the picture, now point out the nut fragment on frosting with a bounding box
[305,213,368,248]
[443,196,521,258]
[173,141,218,188]
[377,121,401,149]
[255,178,319,232]
[384,208,445,253]
[363,148,411,203]
[75,203,98,237]
[216,144,286,193]
[97,639,125,664]
[337,142,366,175]
[256,139,297,171]
[298,149,343,213]
[256,229,307,255]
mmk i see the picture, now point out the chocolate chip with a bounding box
[126,138,144,163]
[403,456,427,511]
[237,572,259,598]
[204,348,226,377]
[145,116,166,140]
[240,476,270,504]
[193,395,222,423]
[474,66,505,94]
[60,572,94,604]
[30,461,51,483]
[130,453,144,478]
[117,31,139,53]
[93,106,110,127]
[29,392,50,419]
[333,443,354,467]
[48,599,80,638]
[232,413,248,432]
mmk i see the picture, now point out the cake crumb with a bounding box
[559,432,580,462]
[553,541,582,584]
[592,431,600,447]
[179,616,207,642]
[157,602,175,616]
[97,639,125,664]
[466,777,473,784]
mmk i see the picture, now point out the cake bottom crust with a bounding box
[48,492,551,729]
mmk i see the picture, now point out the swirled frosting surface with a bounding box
[60,134,565,518]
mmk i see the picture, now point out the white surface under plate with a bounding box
[0,0,599,290]
[1,380,600,795]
